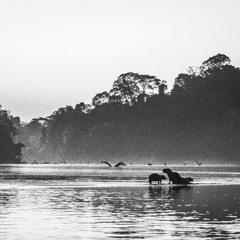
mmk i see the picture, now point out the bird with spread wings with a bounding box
[101,161,126,167]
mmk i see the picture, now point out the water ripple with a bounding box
[0,165,240,239]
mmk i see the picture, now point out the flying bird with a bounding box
[196,160,202,166]
[101,161,112,167]
[114,162,126,167]
[101,161,126,167]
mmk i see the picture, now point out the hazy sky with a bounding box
[1,0,240,122]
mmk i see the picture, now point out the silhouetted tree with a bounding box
[92,91,110,106]
[200,53,231,75]
[0,105,25,163]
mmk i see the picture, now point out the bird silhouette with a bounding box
[196,160,202,166]
[101,161,126,167]
[114,162,126,167]
[101,161,112,167]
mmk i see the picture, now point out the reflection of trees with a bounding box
[148,184,240,224]
[147,185,240,238]
[0,186,236,239]
[0,189,18,210]
[148,185,192,197]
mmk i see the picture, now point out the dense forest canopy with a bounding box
[0,107,25,163]
[1,53,240,164]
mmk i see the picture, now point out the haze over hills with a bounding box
[1,54,239,165]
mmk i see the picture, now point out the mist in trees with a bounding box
[4,53,240,164]
[0,107,25,164]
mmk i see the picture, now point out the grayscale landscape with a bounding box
[1,0,240,239]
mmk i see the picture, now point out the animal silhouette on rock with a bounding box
[149,173,166,185]
[163,168,193,184]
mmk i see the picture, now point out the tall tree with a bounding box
[0,105,24,163]
[92,91,110,106]
[200,53,231,75]
[110,72,139,104]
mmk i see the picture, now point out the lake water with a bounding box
[0,164,240,239]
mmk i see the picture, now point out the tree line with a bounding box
[0,108,25,163]
[1,53,240,164]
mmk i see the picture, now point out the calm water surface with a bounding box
[0,164,240,239]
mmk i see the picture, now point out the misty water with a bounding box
[0,164,240,239]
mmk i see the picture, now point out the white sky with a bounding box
[0,0,240,122]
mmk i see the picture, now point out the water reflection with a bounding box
[0,185,239,239]
[0,165,240,239]
[148,185,192,196]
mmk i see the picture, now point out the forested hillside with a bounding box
[0,108,25,163]
[13,54,240,164]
